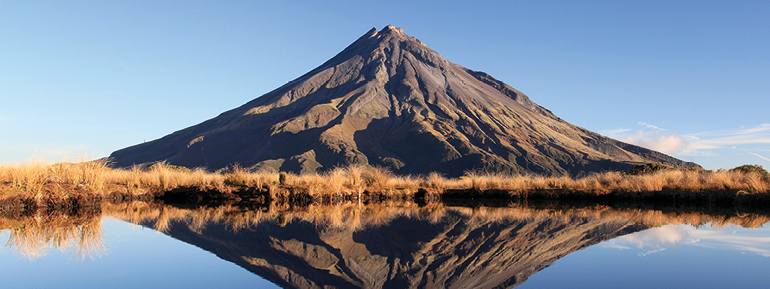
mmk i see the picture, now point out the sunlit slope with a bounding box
[111,25,696,176]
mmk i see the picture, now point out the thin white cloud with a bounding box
[600,243,632,250]
[688,123,770,147]
[612,123,770,158]
[638,122,665,131]
[638,248,667,257]
[748,152,770,161]
[601,128,632,136]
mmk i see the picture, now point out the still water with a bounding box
[1,203,768,288]
[0,217,278,289]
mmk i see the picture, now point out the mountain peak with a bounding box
[361,25,418,46]
[380,25,405,36]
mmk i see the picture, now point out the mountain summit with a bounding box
[111,25,696,176]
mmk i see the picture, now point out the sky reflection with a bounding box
[602,222,770,257]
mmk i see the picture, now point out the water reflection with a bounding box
[106,202,770,289]
[128,205,642,288]
[2,201,769,288]
[1,212,105,260]
[605,224,770,257]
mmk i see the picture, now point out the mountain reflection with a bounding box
[120,203,647,289]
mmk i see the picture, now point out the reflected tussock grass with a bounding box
[102,200,770,235]
[3,198,769,261]
[1,215,105,260]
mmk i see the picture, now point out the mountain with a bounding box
[131,206,645,289]
[110,25,696,176]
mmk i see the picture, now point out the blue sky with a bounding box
[1,1,768,170]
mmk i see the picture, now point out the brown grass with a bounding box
[1,161,769,204]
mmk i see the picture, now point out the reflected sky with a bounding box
[0,218,278,289]
[605,223,770,257]
[518,222,770,289]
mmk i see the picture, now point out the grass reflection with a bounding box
[2,198,769,261]
[2,215,105,260]
[104,200,770,233]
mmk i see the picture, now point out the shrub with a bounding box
[628,162,669,175]
[143,162,191,173]
[730,164,770,181]
[730,164,769,175]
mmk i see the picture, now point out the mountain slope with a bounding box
[111,25,696,176]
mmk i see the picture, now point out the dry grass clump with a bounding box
[421,172,447,190]
[0,159,109,199]
[0,161,48,194]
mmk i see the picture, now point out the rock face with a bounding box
[110,25,696,176]
[136,207,645,289]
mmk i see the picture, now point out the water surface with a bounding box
[1,202,768,288]
[518,223,770,289]
[0,218,278,289]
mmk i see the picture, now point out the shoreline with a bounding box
[1,161,768,212]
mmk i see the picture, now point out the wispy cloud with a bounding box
[606,123,770,160]
[600,243,632,250]
[601,128,631,136]
[638,248,667,257]
[748,152,770,161]
[638,122,665,131]
[688,124,770,148]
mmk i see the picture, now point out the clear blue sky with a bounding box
[1,1,768,170]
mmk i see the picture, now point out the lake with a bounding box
[1,201,768,288]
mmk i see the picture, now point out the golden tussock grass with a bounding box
[1,161,768,203]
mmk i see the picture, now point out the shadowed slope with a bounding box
[111,25,696,176]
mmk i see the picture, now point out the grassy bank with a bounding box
[1,161,769,208]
